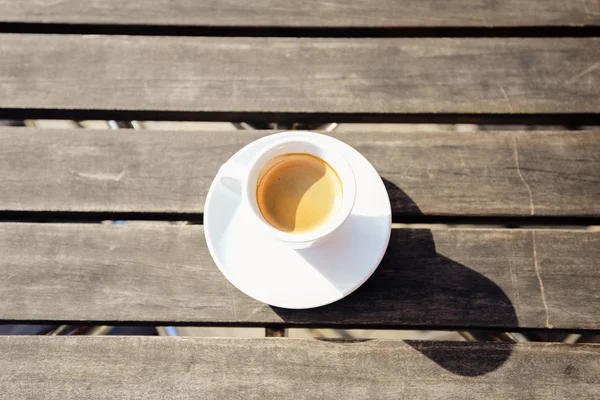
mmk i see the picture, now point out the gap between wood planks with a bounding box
[0,23,600,37]
[1,111,600,125]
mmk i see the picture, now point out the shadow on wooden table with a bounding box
[271,178,517,376]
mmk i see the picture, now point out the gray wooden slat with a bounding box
[0,223,598,330]
[1,0,599,27]
[1,128,599,217]
[1,337,598,399]
[1,35,599,114]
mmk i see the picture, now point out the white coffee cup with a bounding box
[218,133,356,249]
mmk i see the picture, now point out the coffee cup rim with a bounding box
[240,134,356,245]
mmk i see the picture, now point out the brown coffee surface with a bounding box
[256,154,342,233]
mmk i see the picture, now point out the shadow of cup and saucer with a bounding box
[272,178,518,377]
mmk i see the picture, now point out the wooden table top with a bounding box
[0,1,598,398]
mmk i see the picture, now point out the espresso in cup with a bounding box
[256,153,342,233]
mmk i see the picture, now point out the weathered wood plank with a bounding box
[0,337,598,399]
[1,128,599,217]
[1,35,599,114]
[1,0,599,27]
[0,223,598,329]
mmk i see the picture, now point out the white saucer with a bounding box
[204,132,391,309]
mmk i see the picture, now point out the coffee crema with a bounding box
[256,153,342,233]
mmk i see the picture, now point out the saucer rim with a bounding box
[204,131,392,309]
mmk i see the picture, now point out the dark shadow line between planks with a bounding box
[391,215,600,227]
[1,110,600,125]
[0,320,598,334]
[0,211,599,226]
[0,23,600,37]
[0,211,203,224]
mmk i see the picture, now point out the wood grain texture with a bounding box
[1,35,599,114]
[0,337,598,399]
[1,0,599,27]
[1,128,599,216]
[0,223,598,330]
